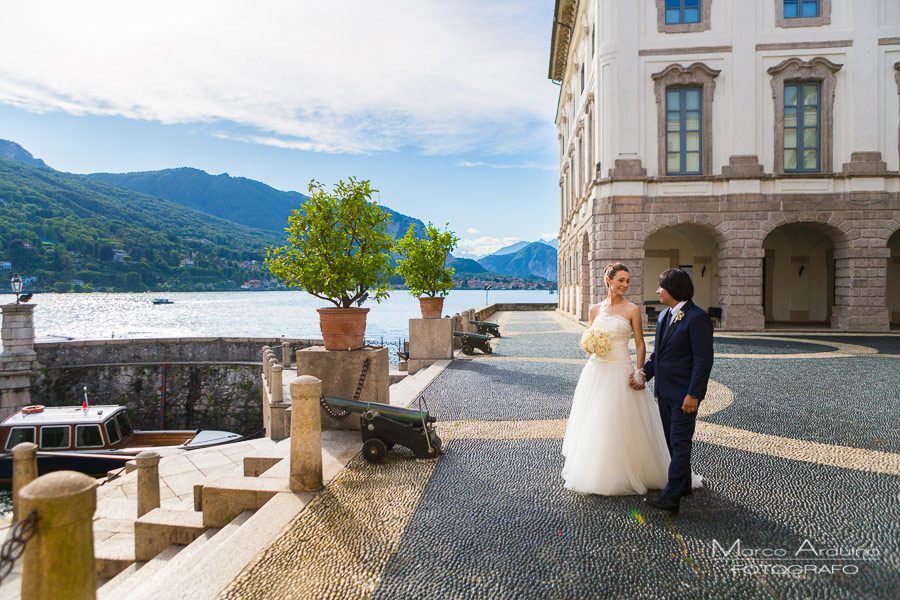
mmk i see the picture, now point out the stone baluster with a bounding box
[289,375,323,492]
[451,313,461,349]
[136,450,161,517]
[261,346,272,383]
[270,364,283,404]
[281,341,291,368]
[12,441,38,522]
[20,471,97,600]
[267,356,278,395]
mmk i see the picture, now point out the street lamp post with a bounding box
[484,284,492,306]
[11,274,23,304]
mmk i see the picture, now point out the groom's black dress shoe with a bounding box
[644,497,680,515]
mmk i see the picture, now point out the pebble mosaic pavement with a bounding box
[221,310,900,599]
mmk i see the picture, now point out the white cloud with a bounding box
[466,227,480,234]
[0,1,558,155]
[456,236,522,258]
[456,160,556,170]
[539,232,557,241]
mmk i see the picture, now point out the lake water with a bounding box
[6,289,557,345]
[0,289,556,513]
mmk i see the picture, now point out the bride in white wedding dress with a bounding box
[561,263,702,496]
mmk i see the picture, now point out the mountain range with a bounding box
[0,139,558,286]
[477,241,557,280]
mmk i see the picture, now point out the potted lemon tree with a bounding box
[266,177,394,350]
[394,222,459,318]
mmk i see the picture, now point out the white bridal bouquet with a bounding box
[580,326,612,357]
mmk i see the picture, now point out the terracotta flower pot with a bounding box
[419,296,445,319]
[317,307,369,351]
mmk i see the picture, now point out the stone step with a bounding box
[98,544,182,599]
[201,474,291,527]
[132,494,313,600]
[99,512,250,599]
[94,531,135,580]
[134,508,207,561]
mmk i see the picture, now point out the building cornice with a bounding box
[549,0,578,82]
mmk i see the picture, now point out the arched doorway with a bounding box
[580,234,590,321]
[889,229,900,328]
[762,223,839,326]
[642,224,721,312]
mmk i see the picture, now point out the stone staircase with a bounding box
[95,430,357,600]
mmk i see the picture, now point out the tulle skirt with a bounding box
[561,358,687,496]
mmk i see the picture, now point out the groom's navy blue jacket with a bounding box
[643,301,714,403]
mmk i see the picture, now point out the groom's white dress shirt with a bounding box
[668,301,687,327]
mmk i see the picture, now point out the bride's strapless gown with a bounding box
[561,314,703,496]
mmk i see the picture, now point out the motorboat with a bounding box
[0,404,244,481]
[151,298,174,304]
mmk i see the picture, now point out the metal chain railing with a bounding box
[0,510,40,585]
[318,357,370,420]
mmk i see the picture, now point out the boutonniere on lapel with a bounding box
[674,310,685,323]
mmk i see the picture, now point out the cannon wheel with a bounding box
[461,344,474,355]
[363,438,387,463]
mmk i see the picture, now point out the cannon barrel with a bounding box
[470,320,498,327]
[321,396,433,425]
[453,331,491,341]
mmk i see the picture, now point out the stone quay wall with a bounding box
[26,337,320,435]
[475,303,559,321]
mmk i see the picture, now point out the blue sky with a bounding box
[0,0,561,259]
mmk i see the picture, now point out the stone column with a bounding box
[20,471,97,600]
[0,303,39,421]
[136,451,161,517]
[289,375,323,492]
[12,441,38,522]
[718,244,766,331]
[831,250,891,331]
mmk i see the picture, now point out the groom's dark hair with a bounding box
[659,269,694,301]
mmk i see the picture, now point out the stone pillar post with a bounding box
[20,471,97,600]
[12,441,38,522]
[270,364,283,403]
[136,451,161,517]
[281,341,292,368]
[460,310,471,334]
[289,375,323,492]
[0,303,39,420]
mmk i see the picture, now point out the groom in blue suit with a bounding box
[632,268,714,515]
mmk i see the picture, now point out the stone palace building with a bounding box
[550,0,900,330]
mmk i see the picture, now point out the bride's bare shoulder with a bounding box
[624,301,642,318]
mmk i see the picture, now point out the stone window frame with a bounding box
[652,63,720,177]
[767,57,842,175]
[656,0,711,34]
[775,0,830,28]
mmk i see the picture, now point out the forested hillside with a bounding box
[0,158,277,292]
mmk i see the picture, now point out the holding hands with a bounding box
[629,369,646,390]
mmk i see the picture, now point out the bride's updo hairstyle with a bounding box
[604,263,629,287]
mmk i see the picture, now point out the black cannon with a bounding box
[470,320,501,338]
[453,331,493,355]
[321,395,442,463]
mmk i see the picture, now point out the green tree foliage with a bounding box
[266,178,394,308]
[394,222,459,297]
